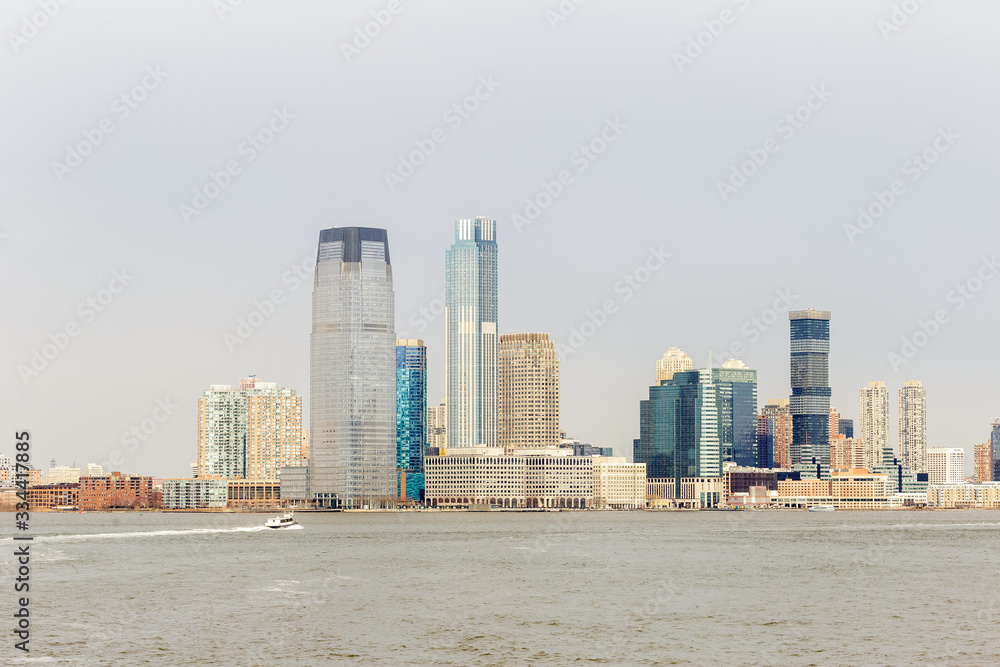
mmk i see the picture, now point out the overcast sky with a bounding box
[2,1,998,477]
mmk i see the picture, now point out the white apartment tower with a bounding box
[859,381,890,469]
[927,447,964,485]
[898,380,927,473]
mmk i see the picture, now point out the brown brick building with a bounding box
[79,473,154,510]
[26,483,80,509]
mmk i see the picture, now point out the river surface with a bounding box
[2,510,998,665]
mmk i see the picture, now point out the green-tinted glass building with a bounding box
[396,339,427,501]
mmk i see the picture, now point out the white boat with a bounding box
[808,505,836,512]
[265,512,298,529]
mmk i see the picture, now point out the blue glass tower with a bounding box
[445,217,498,448]
[789,309,831,466]
[396,340,427,501]
[839,418,854,439]
[712,362,758,467]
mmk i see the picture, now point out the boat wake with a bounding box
[4,525,270,543]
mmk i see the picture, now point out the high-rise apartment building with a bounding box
[656,347,693,384]
[927,447,965,485]
[712,359,757,467]
[898,380,927,473]
[829,407,840,444]
[859,381,891,469]
[789,309,831,466]
[396,339,427,501]
[428,399,447,449]
[839,419,854,439]
[829,435,866,470]
[197,385,247,478]
[760,399,793,469]
[974,442,993,483]
[992,420,1000,482]
[499,333,560,450]
[636,369,720,499]
[446,217,498,449]
[289,226,396,509]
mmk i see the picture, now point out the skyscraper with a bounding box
[499,333,560,450]
[636,368,720,498]
[712,359,757,467]
[789,309,831,466]
[302,226,396,509]
[445,217,498,448]
[396,339,427,501]
[760,399,793,469]
[927,447,964,485]
[898,380,927,473]
[656,347,693,384]
[974,441,992,483]
[839,418,854,439]
[992,420,1000,482]
[860,381,890,469]
[241,376,303,480]
[197,385,248,478]
[829,407,840,444]
[427,399,447,449]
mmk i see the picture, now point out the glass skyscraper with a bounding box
[712,360,758,468]
[636,369,720,498]
[789,309,831,467]
[396,339,427,501]
[445,217,498,448]
[307,226,396,509]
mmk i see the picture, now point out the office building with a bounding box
[428,399,447,449]
[760,399,793,469]
[775,469,891,509]
[860,381,891,469]
[712,360,758,467]
[656,347,693,384]
[789,309,831,466]
[839,418,854,439]
[292,226,397,509]
[445,217,498,448]
[45,466,81,485]
[227,479,281,509]
[397,339,427,501]
[927,448,965,485]
[84,463,103,477]
[898,380,927,473]
[499,333,560,450]
[974,442,993,483]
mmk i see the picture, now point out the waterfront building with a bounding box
[775,469,891,509]
[712,360,758,467]
[926,482,1000,508]
[26,483,80,509]
[227,479,281,509]
[84,463,103,477]
[645,476,724,508]
[45,465,81,485]
[656,347,693,384]
[898,380,927,473]
[829,434,852,470]
[992,420,1000,482]
[635,368,720,499]
[289,226,397,509]
[79,473,154,510]
[499,333,560,450]
[974,441,993,483]
[397,339,427,501]
[162,478,229,509]
[789,309,831,466]
[445,217,498,449]
[760,399,793,469]
[860,381,891,469]
[723,467,778,500]
[839,418,854,438]
[428,399,447,449]
[927,448,965,485]
[197,385,248,478]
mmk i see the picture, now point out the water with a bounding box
[3,510,999,665]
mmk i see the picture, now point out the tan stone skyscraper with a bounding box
[974,441,993,482]
[242,377,303,480]
[499,333,560,450]
[860,381,890,469]
[898,380,927,473]
[760,399,793,469]
[656,347,693,384]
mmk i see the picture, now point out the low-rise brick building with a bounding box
[26,483,80,509]
[79,473,154,510]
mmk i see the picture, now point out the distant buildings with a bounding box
[197,385,248,478]
[860,381,891,469]
[838,418,854,439]
[655,347,692,383]
[776,469,892,509]
[498,333,560,450]
[446,217,498,449]
[898,380,927,473]
[712,359,757,467]
[46,466,81,485]
[84,463,103,477]
[397,339,427,501]
[992,420,1000,482]
[79,473,153,510]
[759,399,792,469]
[163,478,228,509]
[927,448,965,485]
[427,399,447,449]
[974,441,993,483]
[789,309,831,466]
[926,482,1000,508]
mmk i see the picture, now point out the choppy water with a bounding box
[3,510,999,665]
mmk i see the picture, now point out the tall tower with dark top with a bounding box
[789,309,831,466]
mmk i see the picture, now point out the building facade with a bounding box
[26,483,80,509]
[162,478,229,509]
[498,333,560,450]
[227,479,281,509]
[427,399,447,449]
[655,347,693,384]
[859,381,891,469]
[839,418,854,438]
[992,420,1000,482]
[712,360,757,467]
[926,482,1000,508]
[760,399,793,469]
[303,226,397,509]
[974,441,993,483]
[396,339,427,501]
[197,385,248,478]
[927,448,965,485]
[243,377,303,480]
[898,380,927,473]
[445,217,498,449]
[45,466,81,485]
[789,309,831,466]
[79,473,153,510]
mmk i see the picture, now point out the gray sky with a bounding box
[2,0,998,477]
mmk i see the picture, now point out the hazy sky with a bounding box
[2,1,998,477]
